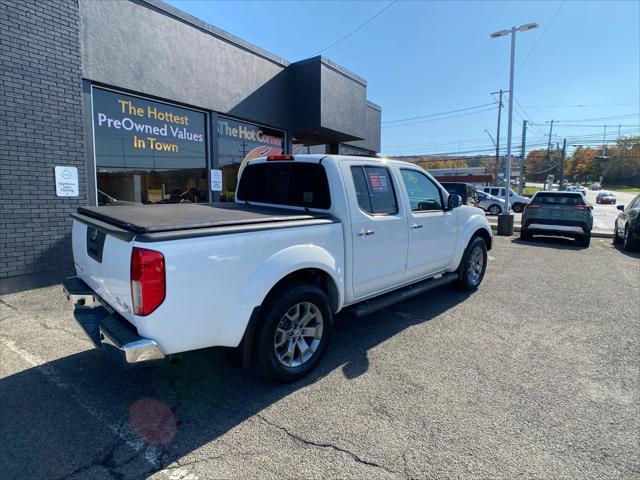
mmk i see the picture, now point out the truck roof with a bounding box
[249,154,411,166]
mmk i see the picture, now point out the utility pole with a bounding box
[518,120,527,195]
[559,138,566,190]
[492,89,504,185]
[490,21,538,235]
[602,125,607,158]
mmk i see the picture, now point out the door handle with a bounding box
[358,229,375,237]
[411,223,423,229]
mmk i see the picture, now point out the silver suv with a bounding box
[481,187,530,213]
[521,191,594,247]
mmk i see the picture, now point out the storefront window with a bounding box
[217,117,284,201]
[292,142,328,154]
[339,144,375,157]
[92,88,208,205]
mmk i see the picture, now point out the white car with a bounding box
[481,186,530,213]
[64,154,492,382]
[476,191,506,215]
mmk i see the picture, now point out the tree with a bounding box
[525,149,558,181]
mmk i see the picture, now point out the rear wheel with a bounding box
[255,284,333,383]
[512,203,524,213]
[488,204,502,215]
[456,236,487,291]
[579,234,591,248]
[520,228,531,241]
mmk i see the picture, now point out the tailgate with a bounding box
[72,218,136,322]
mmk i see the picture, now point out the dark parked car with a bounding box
[521,191,593,247]
[613,194,640,251]
[596,191,616,204]
[440,182,478,206]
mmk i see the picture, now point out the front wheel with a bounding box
[512,203,524,213]
[488,204,502,215]
[623,225,637,251]
[456,236,487,291]
[255,284,333,383]
[613,224,622,244]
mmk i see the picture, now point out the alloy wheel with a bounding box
[467,244,485,286]
[274,302,324,368]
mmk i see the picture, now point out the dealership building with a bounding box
[0,0,382,292]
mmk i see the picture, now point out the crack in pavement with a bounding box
[39,320,85,341]
[0,298,19,312]
[256,413,404,478]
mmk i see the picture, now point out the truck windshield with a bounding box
[237,162,331,209]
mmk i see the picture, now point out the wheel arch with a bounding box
[262,268,340,314]
[470,226,492,251]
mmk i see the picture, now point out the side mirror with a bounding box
[617,205,624,211]
[447,194,462,209]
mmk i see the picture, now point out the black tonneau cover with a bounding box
[77,203,332,234]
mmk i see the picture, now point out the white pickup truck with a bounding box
[64,154,492,382]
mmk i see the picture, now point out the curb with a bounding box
[488,223,614,238]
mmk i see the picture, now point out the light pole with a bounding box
[490,22,538,236]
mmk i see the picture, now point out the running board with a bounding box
[348,272,459,318]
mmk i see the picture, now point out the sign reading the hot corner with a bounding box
[92,88,206,170]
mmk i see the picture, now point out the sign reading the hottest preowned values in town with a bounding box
[92,88,206,170]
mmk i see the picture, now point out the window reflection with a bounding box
[217,117,284,202]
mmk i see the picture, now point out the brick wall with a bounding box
[0,0,85,289]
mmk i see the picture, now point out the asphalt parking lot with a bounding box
[1,236,638,480]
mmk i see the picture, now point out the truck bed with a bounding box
[73,202,335,240]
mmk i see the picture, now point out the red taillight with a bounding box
[574,204,592,210]
[130,247,165,316]
[266,154,294,161]
[525,203,541,209]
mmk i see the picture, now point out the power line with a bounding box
[314,0,399,55]
[382,102,496,124]
[516,0,566,75]
[552,113,639,123]
[520,103,639,108]
[382,106,498,128]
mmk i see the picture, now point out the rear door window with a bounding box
[351,166,398,215]
[490,188,500,196]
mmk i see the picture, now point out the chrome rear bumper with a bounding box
[63,277,165,365]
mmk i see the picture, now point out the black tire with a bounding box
[622,225,636,251]
[512,203,524,213]
[579,235,591,248]
[613,224,622,244]
[255,283,333,383]
[456,236,488,291]
[488,204,502,215]
[520,228,531,241]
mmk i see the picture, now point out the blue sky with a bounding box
[167,0,639,156]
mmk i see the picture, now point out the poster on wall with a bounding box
[54,166,79,197]
[210,169,222,191]
[92,88,207,170]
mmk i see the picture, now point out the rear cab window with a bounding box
[237,162,331,209]
[351,165,398,215]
